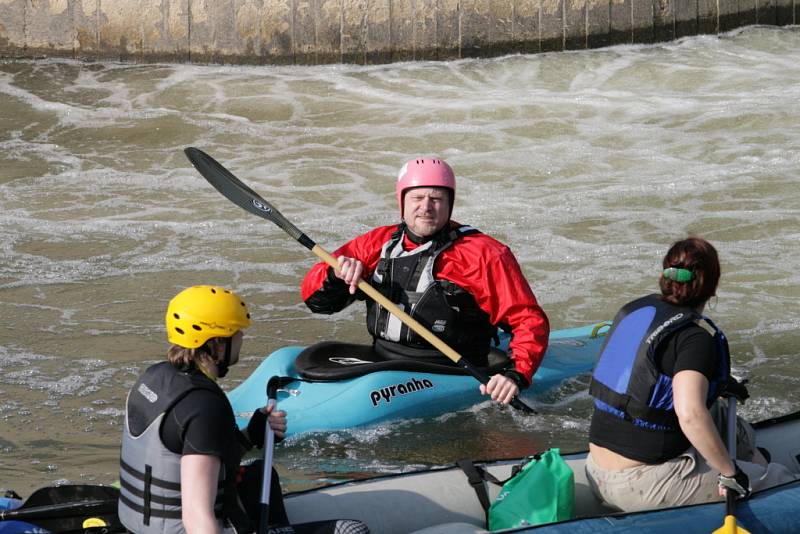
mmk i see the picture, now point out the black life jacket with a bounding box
[366,224,497,362]
[589,294,730,430]
[118,362,250,533]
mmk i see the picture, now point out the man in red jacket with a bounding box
[301,157,549,405]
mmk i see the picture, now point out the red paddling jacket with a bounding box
[301,221,549,385]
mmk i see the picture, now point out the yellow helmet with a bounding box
[165,285,251,349]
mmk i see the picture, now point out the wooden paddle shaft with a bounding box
[311,245,469,370]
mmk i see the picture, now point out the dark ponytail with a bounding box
[659,237,720,309]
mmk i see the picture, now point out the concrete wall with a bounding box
[0,0,796,65]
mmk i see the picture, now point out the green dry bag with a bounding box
[487,448,574,531]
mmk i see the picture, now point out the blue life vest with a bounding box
[589,294,730,430]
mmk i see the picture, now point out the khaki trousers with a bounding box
[585,403,796,512]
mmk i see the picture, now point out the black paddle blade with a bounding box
[457,359,537,414]
[510,397,537,414]
[184,147,312,248]
[0,484,122,533]
[22,484,118,509]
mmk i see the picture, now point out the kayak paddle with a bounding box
[713,396,751,534]
[259,375,294,534]
[0,484,121,532]
[184,147,536,414]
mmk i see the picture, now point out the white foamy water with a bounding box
[1,26,799,494]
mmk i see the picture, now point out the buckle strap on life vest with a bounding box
[118,475,182,507]
[118,477,224,522]
[144,465,152,526]
[118,493,183,521]
[120,457,182,491]
[590,380,680,427]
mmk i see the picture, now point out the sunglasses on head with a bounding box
[663,267,694,283]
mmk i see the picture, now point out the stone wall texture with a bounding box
[0,0,796,65]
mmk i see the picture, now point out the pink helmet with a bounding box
[396,157,456,217]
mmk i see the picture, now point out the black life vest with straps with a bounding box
[589,294,730,430]
[366,224,497,362]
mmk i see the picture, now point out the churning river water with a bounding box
[1,26,799,496]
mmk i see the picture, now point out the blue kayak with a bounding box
[227,322,610,437]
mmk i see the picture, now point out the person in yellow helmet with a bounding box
[118,285,285,533]
[118,285,369,534]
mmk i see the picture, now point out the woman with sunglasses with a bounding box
[584,237,793,512]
